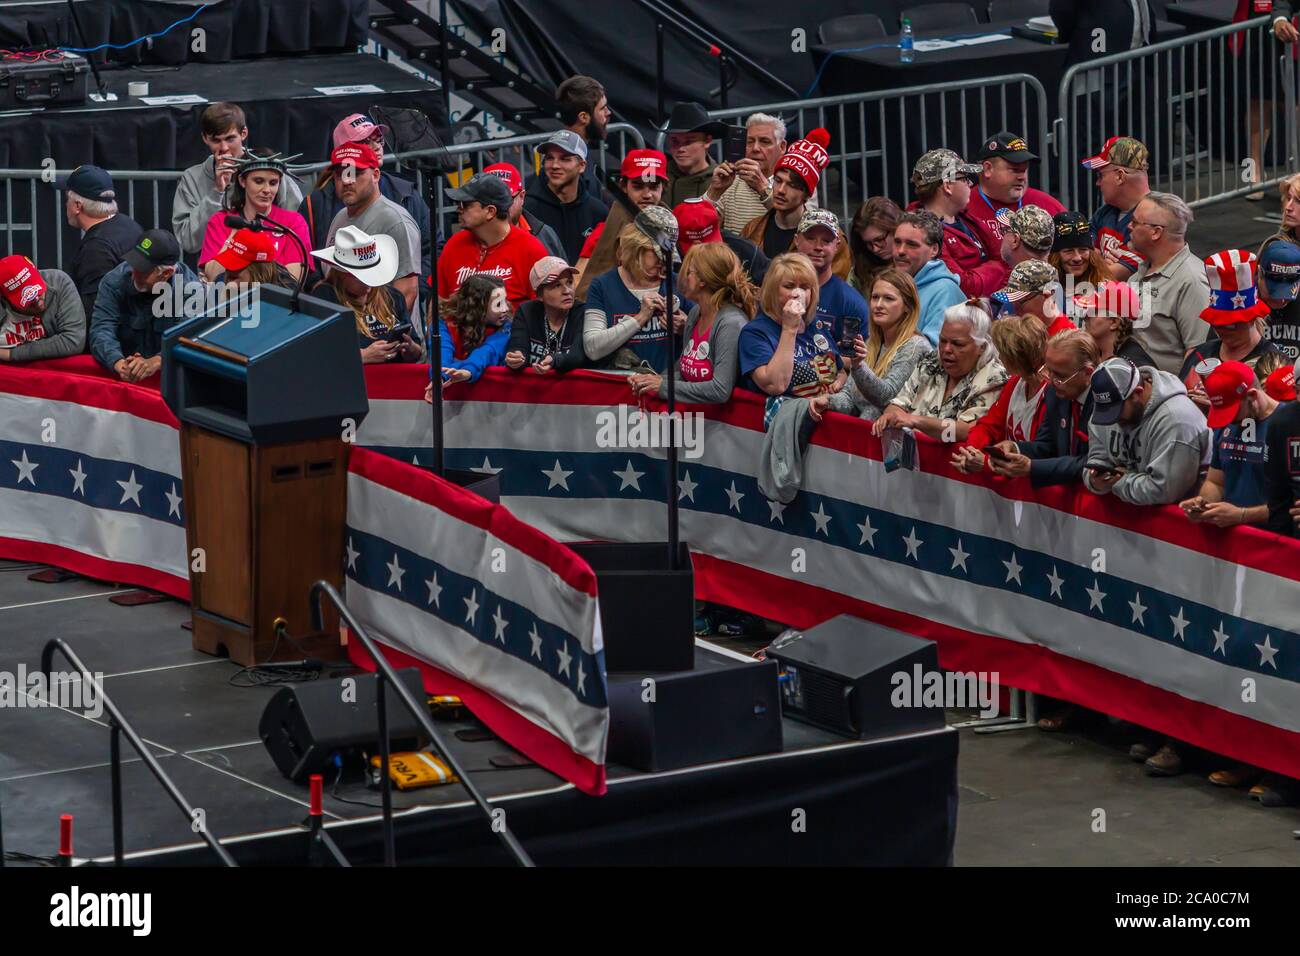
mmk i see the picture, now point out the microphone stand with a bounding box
[428,309,444,478]
[660,236,680,572]
[253,213,308,314]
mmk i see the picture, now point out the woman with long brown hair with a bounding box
[1050,211,1107,323]
[628,242,759,404]
[848,196,902,294]
[813,268,931,421]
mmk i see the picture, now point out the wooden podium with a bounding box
[161,285,370,666]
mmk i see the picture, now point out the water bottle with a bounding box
[900,17,915,64]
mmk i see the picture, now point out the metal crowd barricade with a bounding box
[1056,16,1299,215]
[0,123,645,272]
[652,74,1051,225]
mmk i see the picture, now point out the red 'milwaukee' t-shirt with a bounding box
[436,225,547,311]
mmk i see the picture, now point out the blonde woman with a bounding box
[872,298,1007,442]
[812,268,931,422]
[629,242,758,404]
[310,225,420,364]
[583,220,689,372]
[738,252,846,397]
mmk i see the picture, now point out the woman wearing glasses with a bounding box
[848,197,901,296]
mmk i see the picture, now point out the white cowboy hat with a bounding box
[311,225,399,287]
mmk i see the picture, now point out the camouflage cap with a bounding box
[634,205,680,260]
[1081,135,1150,172]
[996,204,1054,251]
[911,148,982,190]
[995,258,1059,302]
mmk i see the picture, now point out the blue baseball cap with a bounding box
[1259,240,1300,303]
[52,164,115,201]
[1090,357,1142,426]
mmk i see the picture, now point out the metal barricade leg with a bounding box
[951,688,1040,733]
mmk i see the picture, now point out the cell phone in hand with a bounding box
[722,125,748,164]
[1089,465,1121,478]
[839,316,862,353]
[385,321,413,343]
[982,445,1011,463]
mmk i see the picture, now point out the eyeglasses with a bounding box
[1130,218,1163,231]
[456,201,481,212]
[862,233,890,251]
[1038,363,1086,385]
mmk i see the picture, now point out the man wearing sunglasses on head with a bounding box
[911,148,1008,299]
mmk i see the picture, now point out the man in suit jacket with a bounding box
[1050,0,1152,65]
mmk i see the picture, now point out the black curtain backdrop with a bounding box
[0,0,368,65]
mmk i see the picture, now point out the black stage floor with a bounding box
[0,559,959,866]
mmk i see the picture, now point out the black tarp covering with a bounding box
[134,727,960,866]
[0,0,368,66]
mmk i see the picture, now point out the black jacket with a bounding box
[723,232,770,286]
[521,210,566,261]
[1050,0,1153,66]
[1265,399,1300,537]
[1016,385,1096,487]
[522,174,608,263]
[70,212,143,319]
[506,300,587,372]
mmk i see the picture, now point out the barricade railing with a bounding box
[653,74,1050,226]
[0,123,645,272]
[1055,16,1299,214]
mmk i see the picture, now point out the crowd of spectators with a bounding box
[6,80,1300,804]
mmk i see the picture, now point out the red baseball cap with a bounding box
[1204,360,1256,429]
[0,255,47,310]
[483,162,524,197]
[214,229,279,272]
[621,149,668,183]
[673,198,721,251]
[330,143,381,170]
[1264,364,1296,402]
[1073,280,1142,320]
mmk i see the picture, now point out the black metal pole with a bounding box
[65,0,109,101]
[439,0,451,121]
[719,54,729,110]
[664,243,679,571]
[656,21,666,125]
[376,674,396,866]
[254,214,308,313]
[427,170,445,477]
[110,724,123,865]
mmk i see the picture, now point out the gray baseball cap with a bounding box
[535,129,588,161]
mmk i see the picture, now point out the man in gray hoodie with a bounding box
[1082,356,1211,505]
[171,102,304,254]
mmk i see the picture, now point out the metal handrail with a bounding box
[633,0,798,120]
[309,580,534,868]
[1054,15,1297,211]
[39,638,237,867]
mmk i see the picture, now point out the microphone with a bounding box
[223,213,262,231]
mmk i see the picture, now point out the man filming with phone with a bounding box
[705,113,790,234]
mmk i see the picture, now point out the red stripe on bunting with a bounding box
[0,536,189,600]
[349,447,598,598]
[4,356,175,426]
[346,636,606,795]
[692,552,1300,782]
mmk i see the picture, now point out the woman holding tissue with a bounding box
[738,253,846,398]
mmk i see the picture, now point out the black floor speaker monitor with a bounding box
[259,668,428,782]
[765,614,946,738]
[569,541,695,672]
[607,644,783,772]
